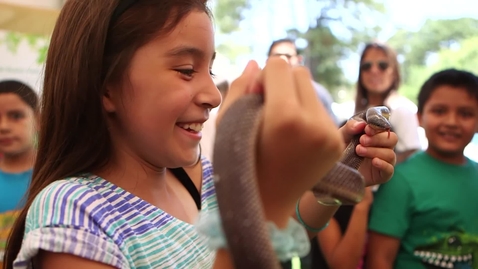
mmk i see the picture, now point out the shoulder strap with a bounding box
[169,167,201,210]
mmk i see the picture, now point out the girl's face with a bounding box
[360,47,395,95]
[0,93,36,157]
[103,11,221,168]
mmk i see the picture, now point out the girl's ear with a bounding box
[103,86,117,113]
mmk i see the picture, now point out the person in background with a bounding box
[0,80,38,268]
[306,41,421,269]
[354,42,421,164]
[267,38,339,126]
[366,68,478,269]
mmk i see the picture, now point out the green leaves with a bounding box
[3,32,22,53]
[388,18,478,103]
[211,0,251,34]
[1,31,49,64]
[289,0,386,100]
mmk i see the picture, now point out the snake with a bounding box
[212,93,391,269]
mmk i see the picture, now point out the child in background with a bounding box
[0,80,38,268]
[366,68,478,269]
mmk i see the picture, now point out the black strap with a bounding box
[169,168,201,210]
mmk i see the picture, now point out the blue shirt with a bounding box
[0,169,32,213]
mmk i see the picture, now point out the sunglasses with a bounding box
[361,61,389,72]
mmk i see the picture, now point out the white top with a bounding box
[384,92,421,153]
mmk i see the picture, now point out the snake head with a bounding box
[366,106,392,131]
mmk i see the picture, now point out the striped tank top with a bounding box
[13,157,217,269]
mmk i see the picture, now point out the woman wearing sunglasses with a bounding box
[354,42,421,164]
[307,42,420,269]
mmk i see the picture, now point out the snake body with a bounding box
[212,93,391,268]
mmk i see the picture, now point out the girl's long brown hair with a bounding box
[354,42,401,113]
[4,0,209,267]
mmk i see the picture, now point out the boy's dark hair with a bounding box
[0,80,38,111]
[267,38,298,56]
[417,68,478,114]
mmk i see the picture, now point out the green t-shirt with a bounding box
[369,151,478,269]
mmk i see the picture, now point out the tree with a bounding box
[290,27,350,95]
[210,0,251,34]
[398,36,478,103]
[285,0,386,100]
[208,0,254,64]
[433,36,478,74]
[388,18,478,84]
[386,19,478,103]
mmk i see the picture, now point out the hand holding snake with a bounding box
[212,59,398,269]
[342,118,397,186]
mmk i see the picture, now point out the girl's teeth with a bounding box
[179,123,203,132]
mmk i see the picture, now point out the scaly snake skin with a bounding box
[213,93,391,269]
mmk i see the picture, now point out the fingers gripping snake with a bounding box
[212,94,391,269]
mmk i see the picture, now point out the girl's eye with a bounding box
[460,111,474,118]
[9,111,24,120]
[432,108,445,115]
[175,68,215,79]
[176,69,197,77]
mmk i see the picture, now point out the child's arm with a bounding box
[366,232,401,269]
[294,191,339,238]
[317,187,373,269]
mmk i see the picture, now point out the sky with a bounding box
[214,0,478,81]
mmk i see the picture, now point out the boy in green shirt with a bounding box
[366,69,478,269]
